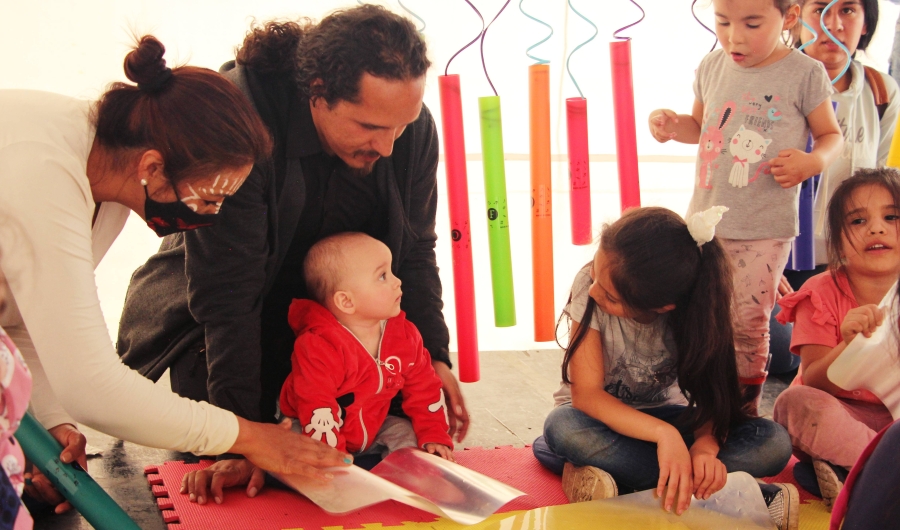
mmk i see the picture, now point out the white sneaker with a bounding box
[561,462,618,503]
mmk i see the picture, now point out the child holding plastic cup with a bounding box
[774,168,900,509]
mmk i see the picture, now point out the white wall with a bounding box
[3,1,899,354]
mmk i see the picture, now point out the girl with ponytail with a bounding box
[531,207,796,527]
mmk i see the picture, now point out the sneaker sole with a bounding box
[770,482,800,530]
[561,462,618,503]
[813,460,844,511]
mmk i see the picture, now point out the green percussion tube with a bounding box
[15,412,140,530]
[478,96,516,327]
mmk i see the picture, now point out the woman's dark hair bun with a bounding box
[124,36,169,87]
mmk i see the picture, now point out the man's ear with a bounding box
[332,290,355,315]
[654,303,676,315]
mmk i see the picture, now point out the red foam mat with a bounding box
[144,445,568,530]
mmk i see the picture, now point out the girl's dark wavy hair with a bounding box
[559,207,747,443]
[236,5,430,105]
[826,168,900,290]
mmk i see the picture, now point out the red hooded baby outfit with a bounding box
[279,299,452,453]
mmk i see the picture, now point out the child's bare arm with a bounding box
[770,98,843,188]
[648,100,703,144]
[424,443,455,461]
[688,422,726,501]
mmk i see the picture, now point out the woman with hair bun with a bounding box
[0,36,350,515]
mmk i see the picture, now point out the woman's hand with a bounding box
[840,304,884,345]
[432,361,470,443]
[24,423,88,514]
[180,459,264,505]
[656,428,693,515]
[228,417,352,480]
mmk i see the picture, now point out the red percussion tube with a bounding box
[610,40,641,212]
[438,74,479,382]
[566,97,592,245]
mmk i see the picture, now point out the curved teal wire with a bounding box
[519,0,553,65]
[797,19,818,51]
[398,0,426,33]
[819,0,852,85]
[565,0,598,99]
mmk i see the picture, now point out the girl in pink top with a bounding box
[774,168,900,510]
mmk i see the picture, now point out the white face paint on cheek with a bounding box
[181,183,202,212]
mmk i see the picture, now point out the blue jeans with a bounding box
[533,404,792,492]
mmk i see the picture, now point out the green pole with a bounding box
[15,412,141,530]
[479,96,516,327]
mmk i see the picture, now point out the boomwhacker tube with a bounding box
[438,74,480,382]
[478,96,516,327]
[566,97,592,245]
[529,64,555,342]
[610,40,641,212]
[15,412,141,530]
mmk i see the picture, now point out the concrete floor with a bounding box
[32,349,793,530]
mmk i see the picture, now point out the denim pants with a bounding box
[533,404,792,492]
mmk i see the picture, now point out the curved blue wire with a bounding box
[479,0,512,96]
[819,0,852,84]
[691,0,718,52]
[797,19,818,51]
[613,0,646,41]
[398,0,426,33]
[444,0,485,76]
[519,0,553,65]
[565,0,598,99]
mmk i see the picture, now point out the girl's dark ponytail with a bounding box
[669,238,747,443]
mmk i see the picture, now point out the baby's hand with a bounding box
[649,109,679,143]
[424,443,455,462]
[770,149,822,188]
[840,304,884,345]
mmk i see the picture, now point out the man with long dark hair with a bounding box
[117,5,468,499]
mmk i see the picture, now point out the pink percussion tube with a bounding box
[529,64,555,342]
[566,97,592,245]
[438,74,479,383]
[610,40,641,212]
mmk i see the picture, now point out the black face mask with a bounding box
[143,184,217,237]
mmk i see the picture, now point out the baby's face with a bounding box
[341,237,403,320]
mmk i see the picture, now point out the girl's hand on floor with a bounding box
[648,109,679,142]
[840,304,884,345]
[656,430,693,515]
[770,149,820,188]
[180,459,264,505]
[424,443,455,462]
[689,450,727,500]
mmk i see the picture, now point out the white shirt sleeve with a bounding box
[877,70,900,167]
[0,142,238,455]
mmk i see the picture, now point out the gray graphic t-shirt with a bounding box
[553,265,688,409]
[688,49,832,240]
